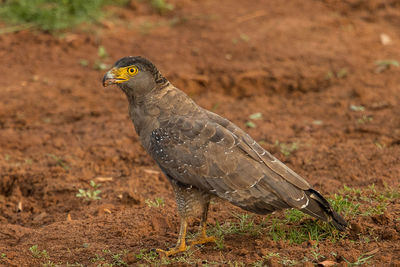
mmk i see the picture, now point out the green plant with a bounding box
[339,184,398,217]
[350,105,365,112]
[0,0,130,31]
[267,193,358,244]
[233,213,262,236]
[208,213,263,238]
[336,68,348,78]
[0,253,6,262]
[326,68,348,80]
[245,113,262,128]
[0,0,125,31]
[149,0,174,14]
[94,45,110,71]
[245,121,256,128]
[90,254,105,263]
[249,112,263,120]
[29,245,49,259]
[375,59,399,73]
[357,115,373,124]
[135,249,159,263]
[135,248,198,265]
[76,180,102,201]
[47,153,71,170]
[280,257,299,266]
[79,59,89,67]
[145,197,165,208]
[284,209,305,223]
[343,253,375,266]
[274,141,299,157]
[42,261,57,267]
[111,252,127,266]
[328,194,360,218]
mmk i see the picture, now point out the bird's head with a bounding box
[103,56,167,95]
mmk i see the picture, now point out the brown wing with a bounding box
[148,114,311,214]
[205,110,311,190]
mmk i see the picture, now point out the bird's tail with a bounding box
[301,189,348,231]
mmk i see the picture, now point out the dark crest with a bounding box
[114,56,167,85]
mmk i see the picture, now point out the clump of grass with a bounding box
[89,249,129,266]
[94,45,110,71]
[0,253,7,262]
[207,212,264,250]
[149,0,174,15]
[249,112,263,120]
[90,254,105,263]
[145,197,165,208]
[268,184,398,244]
[274,141,299,157]
[245,121,257,128]
[76,180,102,201]
[350,105,365,112]
[268,215,345,245]
[340,184,398,216]
[245,112,263,128]
[136,249,158,262]
[375,59,399,73]
[343,253,375,266]
[357,115,373,124]
[210,213,263,237]
[0,0,129,31]
[47,153,71,170]
[29,245,49,259]
[326,68,348,80]
[268,192,363,245]
[135,248,198,265]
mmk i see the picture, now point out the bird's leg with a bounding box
[190,201,216,246]
[156,217,188,257]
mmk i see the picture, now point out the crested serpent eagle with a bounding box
[102,56,347,256]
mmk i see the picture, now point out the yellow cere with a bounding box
[112,65,139,83]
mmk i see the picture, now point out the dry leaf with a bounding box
[95,177,113,182]
[17,201,22,212]
[380,33,392,45]
[364,248,379,256]
[144,169,160,175]
[318,260,336,266]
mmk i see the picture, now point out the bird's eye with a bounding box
[127,67,138,75]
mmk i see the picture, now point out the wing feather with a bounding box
[206,110,311,190]
[149,114,311,212]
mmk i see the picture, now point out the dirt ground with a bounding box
[1,0,400,266]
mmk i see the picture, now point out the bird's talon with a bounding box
[156,245,187,257]
[190,235,216,246]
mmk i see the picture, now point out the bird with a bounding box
[102,56,348,256]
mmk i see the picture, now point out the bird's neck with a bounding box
[126,83,174,141]
[127,84,201,148]
[122,81,169,106]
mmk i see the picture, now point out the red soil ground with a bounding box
[0,0,399,266]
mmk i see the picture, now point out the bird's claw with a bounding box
[190,235,216,246]
[156,244,187,257]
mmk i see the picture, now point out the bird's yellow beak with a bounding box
[102,67,128,87]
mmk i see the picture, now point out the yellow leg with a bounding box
[156,218,188,257]
[190,221,216,246]
[190,201,216,246]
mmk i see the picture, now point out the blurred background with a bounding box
[0,0,399,266]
